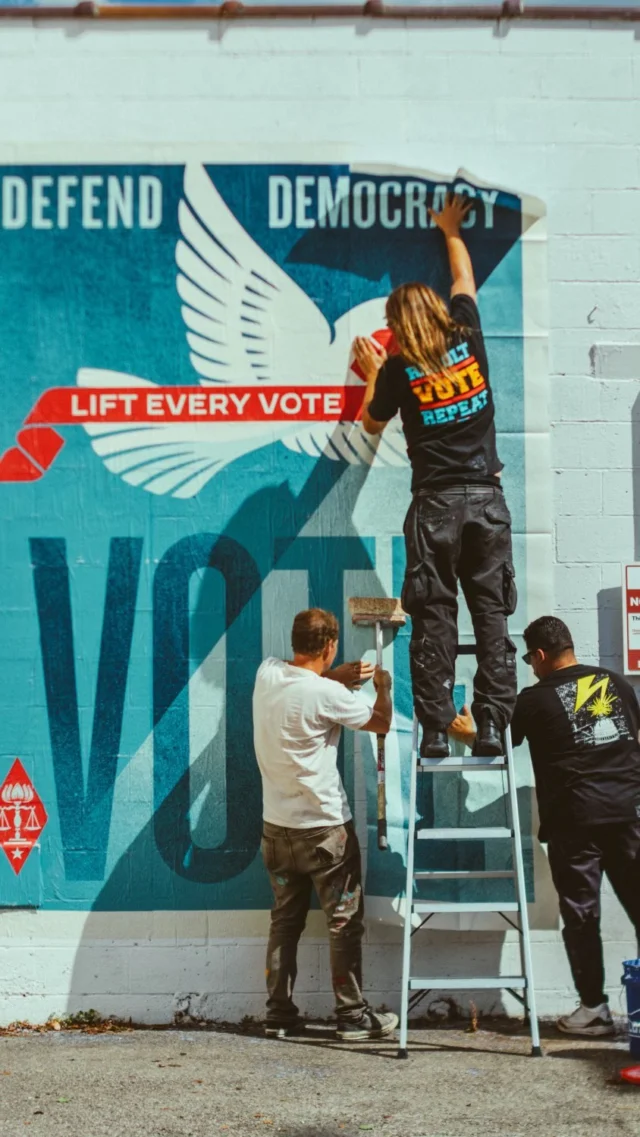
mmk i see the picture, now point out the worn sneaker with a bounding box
[557,1002,614,1037]
[336,1011,399,1041]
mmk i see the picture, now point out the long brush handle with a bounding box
[375,622,387,852]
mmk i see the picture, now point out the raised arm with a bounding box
[429,192,476,301]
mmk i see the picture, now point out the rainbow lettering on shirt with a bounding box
[407,341,489,427]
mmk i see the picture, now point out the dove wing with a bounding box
[282,298,410,469]
[178,164,334,386]
[77,369,278,499]
[78,167,408,499]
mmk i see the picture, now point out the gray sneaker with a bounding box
[336,1011,398,1041]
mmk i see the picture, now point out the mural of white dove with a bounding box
[77,163,409,499]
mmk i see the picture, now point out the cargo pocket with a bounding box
[503,562,517,616]
[401,562,431,616]
[484,498,512,528]
[505,635,518,680]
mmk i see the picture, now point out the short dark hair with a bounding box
[291,608,339,657]
[524,615,574,658]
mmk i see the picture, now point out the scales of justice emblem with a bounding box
[0,759,48,874]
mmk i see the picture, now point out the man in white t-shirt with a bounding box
[253,606,398,1042]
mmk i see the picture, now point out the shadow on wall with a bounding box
[64,430,385,1017]
[597,389,640,670]
[64,425,550,1024]
[65,775,551,1023]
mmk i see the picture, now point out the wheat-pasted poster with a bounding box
[0,163,548,916]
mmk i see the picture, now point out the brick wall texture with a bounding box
[0,17,638,1023]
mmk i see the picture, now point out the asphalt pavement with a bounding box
[0,1022,638,1137]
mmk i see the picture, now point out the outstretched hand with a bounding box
[429,191,473,237]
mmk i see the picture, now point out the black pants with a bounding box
[401,484,518,731]
[547,821,640,1008]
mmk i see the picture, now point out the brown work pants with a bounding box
[261,820,368,1026]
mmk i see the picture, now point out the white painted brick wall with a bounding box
[0,16,638,1026]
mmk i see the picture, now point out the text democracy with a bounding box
[269,175,500,231]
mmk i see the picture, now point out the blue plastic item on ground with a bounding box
[622,959,640,1058]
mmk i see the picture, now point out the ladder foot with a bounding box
[531,1045,544,1058]
[397,1048,409,1059]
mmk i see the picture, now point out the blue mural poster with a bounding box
[0,163,547,914]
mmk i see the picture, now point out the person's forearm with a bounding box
[373,686,392,730]
[361,375,376,418]
[445,232,475,292]
[361,374,386,436]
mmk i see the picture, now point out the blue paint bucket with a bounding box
[622,960,640,1058]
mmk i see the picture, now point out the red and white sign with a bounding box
[0,760,48,874]
[623,565,640,675]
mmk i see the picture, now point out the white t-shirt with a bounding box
[253,657,373,828]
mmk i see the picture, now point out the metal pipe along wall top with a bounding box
[0,1,638,19]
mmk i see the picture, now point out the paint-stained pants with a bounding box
[261,820,367,1025]
[402,484,518,731]
[547,821,640,1008]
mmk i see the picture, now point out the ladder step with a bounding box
[419,756,505,771]
[414,870,515,880]
[409,976,527,991]
[417,827,513,840]
[413,901,519,914]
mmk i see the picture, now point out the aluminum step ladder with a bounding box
[398,651,542,1058]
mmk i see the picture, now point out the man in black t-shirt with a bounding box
[450,615,640,1038]
[353,193,516,760]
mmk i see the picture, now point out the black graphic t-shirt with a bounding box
[367,294,503,491]
[511,664,640,839]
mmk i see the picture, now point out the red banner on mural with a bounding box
[25,385,365,426]
[0,382,369,484]
[0,327,397,485]
[0,760,48,875]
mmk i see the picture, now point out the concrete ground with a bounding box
[0,1023,638,1137]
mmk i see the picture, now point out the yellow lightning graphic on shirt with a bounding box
[574,674,612,714]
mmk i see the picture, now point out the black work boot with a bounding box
[473,709,503,757]
[420,728,450,760]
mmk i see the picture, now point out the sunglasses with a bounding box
[522,645,572,666]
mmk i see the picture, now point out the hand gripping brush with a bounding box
[348,597,406,851]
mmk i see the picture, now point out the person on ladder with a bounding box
[353,192,516,760]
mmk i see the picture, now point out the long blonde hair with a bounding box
[386,282,459,380]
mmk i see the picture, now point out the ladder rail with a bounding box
[398,714,419,1058]
[504,724,542,1056]
[397,712,542,1059]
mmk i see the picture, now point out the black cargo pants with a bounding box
[401,484,518,731]
[548,821,640,1008]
